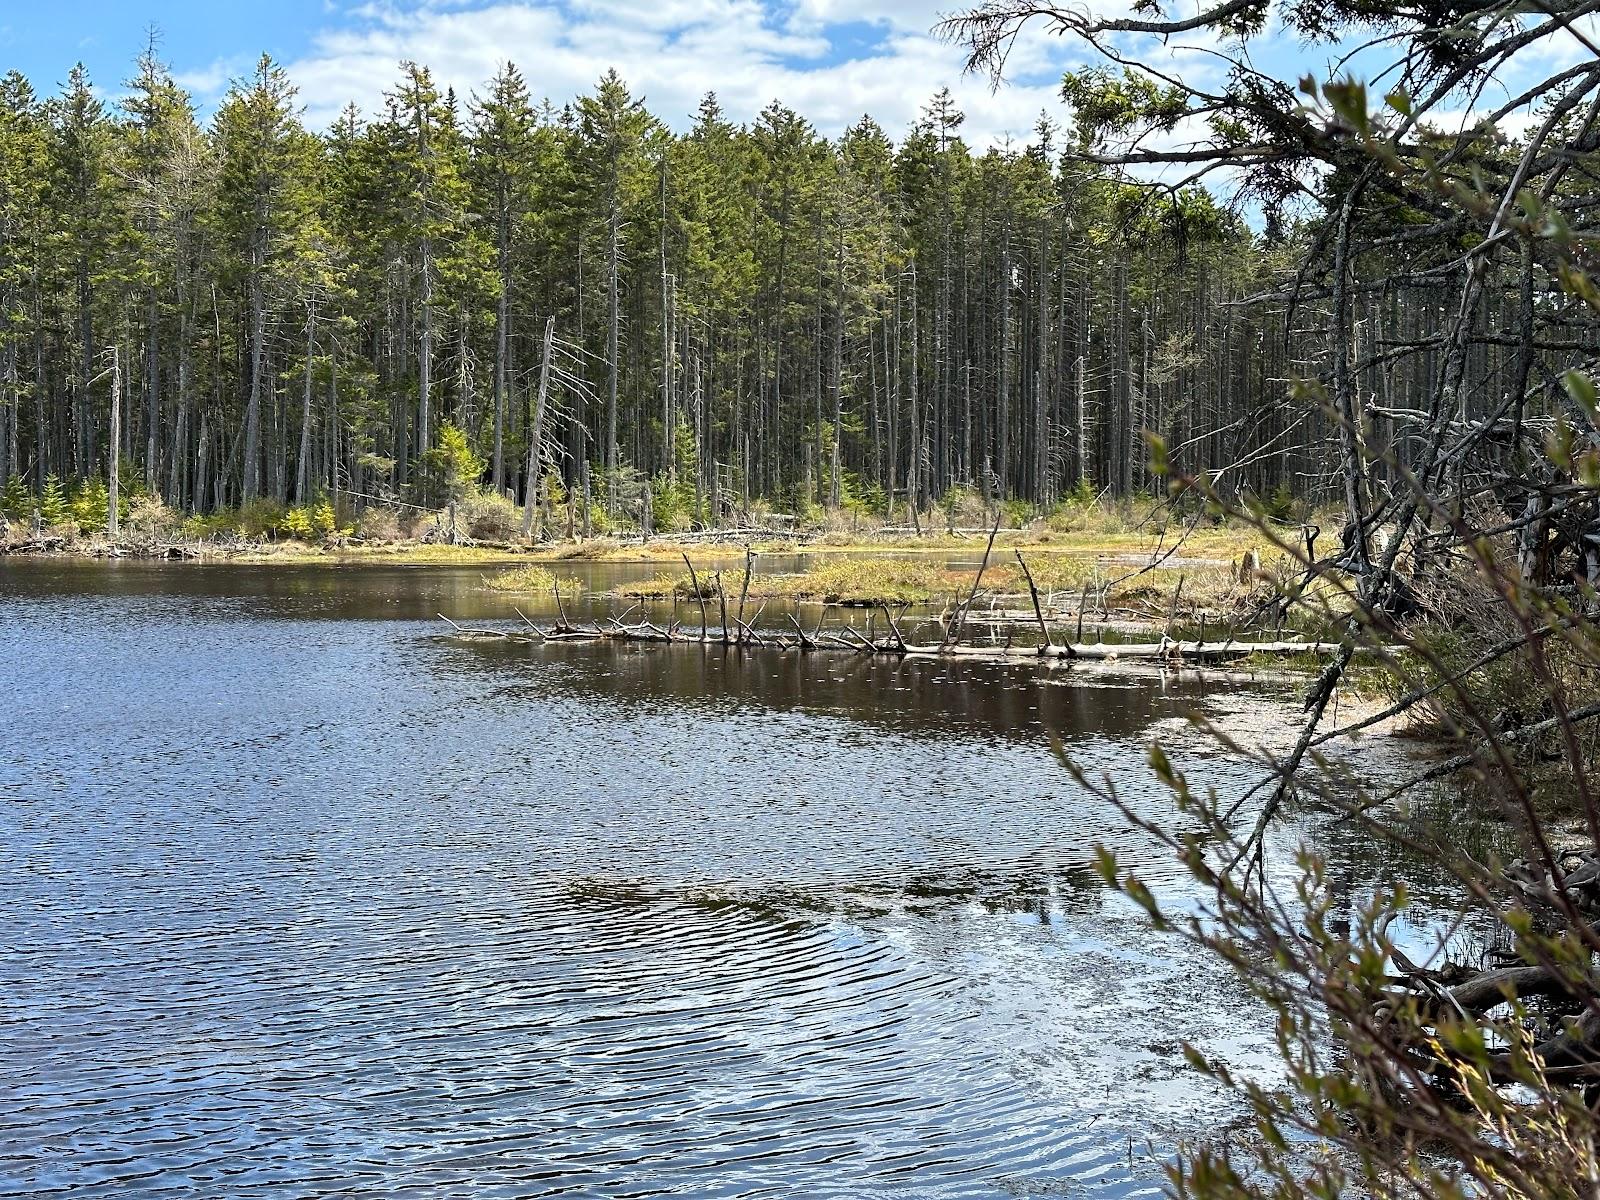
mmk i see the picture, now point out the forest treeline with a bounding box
[0,50,1419,529]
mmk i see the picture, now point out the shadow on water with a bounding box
[449,632,1216,743]
[0,559,1502,1199]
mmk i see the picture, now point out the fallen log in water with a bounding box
[437,611,1340,664]
[444,548,1343,666]
[1372,846,1600,1085]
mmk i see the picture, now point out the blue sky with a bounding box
[0,2,1580,146]
[3,1,327,92]
[0,0,1265,142]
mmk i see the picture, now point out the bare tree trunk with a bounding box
[145,293,159,488]
[296,298,316,504]
[32,285,47,488]
[418,237,434,460]
[998,217,1011,496]
[76,268,91,479]
[107,347,120,539]
[492,222,510,495]
[605,200,620,484]
[830,226,845,508]
[522,316,556,540]
[243,247,265,501]
[661,158,675,480]
[169,298,191,508]
[1331,182,1372,572]
[1034,224,1049,505]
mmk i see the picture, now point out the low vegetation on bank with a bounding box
[616,542,1333,632]
[4,473,1340,639]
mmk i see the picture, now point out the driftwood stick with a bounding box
[880,603,908,653]
[787,614,816,649]
[839,624,880,654]
[715,572,731,645]
[1163,573,1187,650]
[1014,550,1057,655]
[442,611,1346,667]
[946,513,1002,650]
[512,607,548,641]
[552,578,571,631]
[683,552,710,642]
[437,614,510,638]
[736,546,755,642]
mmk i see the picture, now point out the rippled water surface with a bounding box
[1,560,1451,1199]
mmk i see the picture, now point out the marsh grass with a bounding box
[610,550,1328,632]
[482,565,581,594]
[620,571,711,600]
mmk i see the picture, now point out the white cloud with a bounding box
[259,0,1085,144]
[172,0,1583,172]
[173,57,250,99]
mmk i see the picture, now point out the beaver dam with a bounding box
[445,546,1343,666]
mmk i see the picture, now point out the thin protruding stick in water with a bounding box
[1014,549,1058,655]
[682,552,710,642]
[945,513,1002,650]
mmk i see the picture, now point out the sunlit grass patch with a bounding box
[757,557,975,605]
[619,571,709,600]
[483,565,561,593]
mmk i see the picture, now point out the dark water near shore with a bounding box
[0,560,1471,1199]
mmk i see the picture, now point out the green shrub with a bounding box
[126,495,181,542]
[278,502,327,541]
[419,422,484,507]
[649,474,702,533]
[1,475,31,520]
[459,489,522,541]
[842,472,886,517]
[1266,482,1296,523]
[237,498,288,538]
[180,510,240,540]
[69,478,110,530]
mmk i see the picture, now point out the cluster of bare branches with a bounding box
[950,0,1600,1192]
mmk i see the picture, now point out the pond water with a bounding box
[0,560,1474,1199]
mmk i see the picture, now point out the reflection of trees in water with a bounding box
[455,635,1222,744]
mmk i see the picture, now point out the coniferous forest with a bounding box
[0,50,1465,532]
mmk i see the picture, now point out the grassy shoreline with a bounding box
[6,524,1323,624]
[3,521,1280,566]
